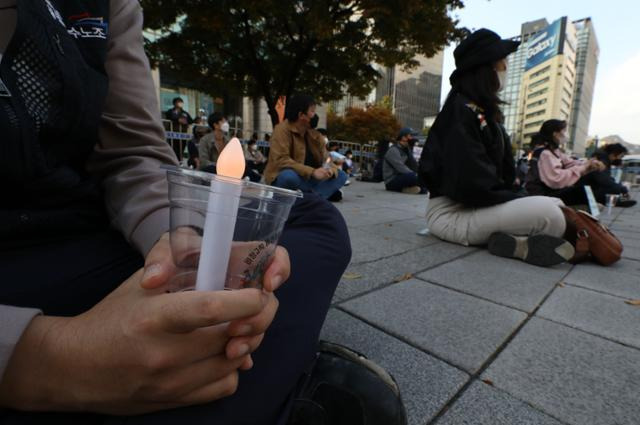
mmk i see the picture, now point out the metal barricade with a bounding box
[359,143,377,178]
[162,119,195,164]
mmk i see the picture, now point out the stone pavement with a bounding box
[320,181,640,425]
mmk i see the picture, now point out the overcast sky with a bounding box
[440,0,640,144]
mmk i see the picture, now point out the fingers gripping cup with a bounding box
[166,160,300,292]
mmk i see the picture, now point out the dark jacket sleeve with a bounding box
[440,104,522,207]
[591,170,628,195]
[592,150,628,194]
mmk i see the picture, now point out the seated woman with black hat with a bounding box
[419,29,575,267]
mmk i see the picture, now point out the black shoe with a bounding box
[287,342,407,425]
[328,189,343,202]
[488,233,575,267]
[616,199,637,208]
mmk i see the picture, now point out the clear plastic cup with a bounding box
[166,168,302,291]
[606,193,619,215]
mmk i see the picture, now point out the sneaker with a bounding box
[287,342,407,425]
[344,180,351,186]
[328,189,343,202]
[617,199,637,208]
[401,186,421,195]
[488,232,575,267]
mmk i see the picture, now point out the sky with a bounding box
[440,0,640,144]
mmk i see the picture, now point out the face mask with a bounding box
[496,70,506,91]
[611,159,623,166]
[221,122,230,133]
[558,132,569,145]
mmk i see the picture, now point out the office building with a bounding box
[568,18,599,154]
[374,52,444,130]
[500,17,599,155]
[501,19,549,142]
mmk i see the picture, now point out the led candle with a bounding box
[195,138,246,291]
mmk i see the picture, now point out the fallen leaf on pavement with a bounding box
[343,272,363,280]
[482,379,494,386]
[393,273,413,283]
[558,282,566,288]
[384,237,390,241]
[625,299,640,306]
[386,223,393,227]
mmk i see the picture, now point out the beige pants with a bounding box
[426,196,566,246]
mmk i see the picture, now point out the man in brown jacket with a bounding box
[265,95,347,200]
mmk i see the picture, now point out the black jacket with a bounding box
[591,149,628,195]
[419,92,521,207]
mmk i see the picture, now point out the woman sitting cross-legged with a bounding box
[418,29,575,267]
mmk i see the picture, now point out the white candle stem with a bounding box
[195,179,242,291]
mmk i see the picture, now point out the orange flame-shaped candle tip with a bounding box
[217,138,246,179]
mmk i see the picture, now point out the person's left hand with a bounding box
[140,233,290,367]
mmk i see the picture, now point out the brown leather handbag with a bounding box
[561,207,623,266]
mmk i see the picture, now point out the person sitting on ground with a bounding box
[343,150,355,176]
[199,112,229,173]
[327,141,346,167]
[245,139,267,182]
[592,143,636,207]
[384,128,425,194]
[419,28,576,267]
[524,119,607,206]
[265,95,348,200]
[0,1,406,424]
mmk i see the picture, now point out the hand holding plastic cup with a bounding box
[166,167,301,292]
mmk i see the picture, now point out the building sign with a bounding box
[525,18,565,71]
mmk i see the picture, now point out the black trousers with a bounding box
[550,173,606,206]
[0,193,350,425]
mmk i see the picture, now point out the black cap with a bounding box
[450,29,520,83]
[397,127,418,140]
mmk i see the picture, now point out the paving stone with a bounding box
[417,251,570,312]
[321,309,469,425]
[338,206,421,227]
[622,244,640,260]
[564,258,640,299]
[334,242,475,302]
[610,223,640,234]
[437,381,564,425]
[618,236,640,248]
[483,318,640,425]
[341,279,527,372]
[353,219,440,247]
[348,227,421,264]
[538,285,640,349]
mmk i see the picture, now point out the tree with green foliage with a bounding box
[141,0,466,126]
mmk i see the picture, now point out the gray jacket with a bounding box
[383,144,417,183]
[0,0,177,380]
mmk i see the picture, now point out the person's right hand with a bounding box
[586,159,605,173]
[313,167,333,181]
[0,270,271,415]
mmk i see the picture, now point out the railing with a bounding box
[162,120,379,174]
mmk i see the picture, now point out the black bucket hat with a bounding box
[449,28,520,84]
